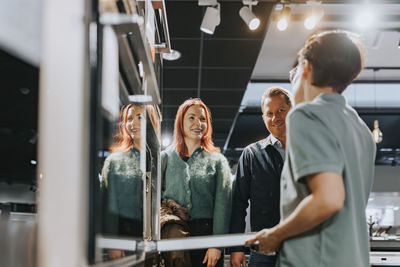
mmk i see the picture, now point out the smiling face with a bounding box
[262,94,290,141]
[125,106,142,142]
[182,105,208,143]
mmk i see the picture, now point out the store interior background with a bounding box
[161,0,400,227]
[1,0,400,264]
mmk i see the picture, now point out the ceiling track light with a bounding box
[304,0,323,30]
[240,0,260,31]
[200,3,221,34]
[276,6,290,31]
[162,49,182,61]
[199,0,220,35]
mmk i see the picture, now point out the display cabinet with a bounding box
[87,0,169,265]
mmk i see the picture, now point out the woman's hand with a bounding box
[108,249,125,260]
[203,248,221,267]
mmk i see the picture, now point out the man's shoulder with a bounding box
[105,151,129,163]
[243,139,267,153]
[287,102,329,128]
[290,102,322,115]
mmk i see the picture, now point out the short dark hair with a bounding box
[298,30,364,94]
[261,86,293,114]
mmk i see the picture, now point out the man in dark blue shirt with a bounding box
[230,87,293,267]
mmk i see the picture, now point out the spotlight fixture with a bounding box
[304,11,323,30]
[304,16,316,30]
[200,3,221,34]
[162,136,172,147]
[162,49,182,61]
[276,6,290,31]
[239,0,260,31]
[304,1,324,30]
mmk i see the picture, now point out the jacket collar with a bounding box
[260,135,274,149]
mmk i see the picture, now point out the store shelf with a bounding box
[100,13,161,105]
[137,0,171,54]
[118,34,143,96]
[119,75,130,105]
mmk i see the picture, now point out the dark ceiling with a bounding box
[0,50,38,185]
[162,0,274,148]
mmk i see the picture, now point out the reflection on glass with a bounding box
[367,208,394,226]
[146,105,160,140]
[160,98,232,267]
[100,104,144,260]
[366,192,400,240]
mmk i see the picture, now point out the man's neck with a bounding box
[271,134,286,149]
[280,138,286,149]
[307,85,337,102]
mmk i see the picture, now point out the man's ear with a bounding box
[302,60,312,79]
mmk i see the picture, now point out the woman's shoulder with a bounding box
[205,150,228,164]
[105,151,124,162]
[105,149,138,163]
[161,147,176,157]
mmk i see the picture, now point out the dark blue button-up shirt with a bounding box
[229,135,284,252]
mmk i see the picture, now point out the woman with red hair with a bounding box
[101,104,144,260]
[161,98,232,267]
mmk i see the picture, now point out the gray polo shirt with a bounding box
[278,93,376,267]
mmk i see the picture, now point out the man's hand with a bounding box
[245,228,282,255]
[203,248,221,267]
[108,249,125,259]
[230,251,246,267]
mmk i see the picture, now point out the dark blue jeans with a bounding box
[248,251,277,267]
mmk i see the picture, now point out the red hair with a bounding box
[110,104,142,153]
[173,98,220,157]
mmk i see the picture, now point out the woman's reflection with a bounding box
[101,104,144,260]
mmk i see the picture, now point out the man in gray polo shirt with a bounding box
[246,30,376,267]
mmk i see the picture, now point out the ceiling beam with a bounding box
[167,0,400,3]
[274,14,400,22]
[250,79,400,83]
